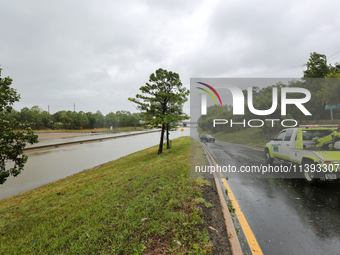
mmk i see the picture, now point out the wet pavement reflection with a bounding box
[191,129,340,254]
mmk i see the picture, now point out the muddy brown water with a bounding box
[0,128,190,200]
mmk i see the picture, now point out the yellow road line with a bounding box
[204,146,263,255]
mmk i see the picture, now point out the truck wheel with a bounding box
[265,149,274,165]
[302,159,317,185]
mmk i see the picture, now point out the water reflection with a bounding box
[0,128,190,200]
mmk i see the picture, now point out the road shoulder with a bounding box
[199,177,232,255]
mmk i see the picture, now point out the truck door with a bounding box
[272,130,286,158]
[281,129,294,159]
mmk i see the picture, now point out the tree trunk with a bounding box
[166,124,170,149]
[158,123,165,154]
[330,107,334,123]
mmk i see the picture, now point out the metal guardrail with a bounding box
[23,130,160,153]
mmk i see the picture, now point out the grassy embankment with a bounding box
[0,137,212,254]
[199,127,275,148]
[199,119,340,148]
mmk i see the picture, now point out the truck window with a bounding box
[302,130,333,140]
[275,131,286,141]
[284,129,294,141]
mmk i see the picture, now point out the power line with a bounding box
[328,50,340,59]
[328,52,340,62]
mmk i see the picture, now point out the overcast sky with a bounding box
[1,0,340,115]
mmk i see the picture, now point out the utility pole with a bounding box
[48,105,50,114]
[74,103,75,112]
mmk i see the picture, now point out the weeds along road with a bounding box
[192,130,340,255]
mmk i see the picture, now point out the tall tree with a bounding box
[322,72,340,122]
[30,105,43,129]
[41,110,52,128]
[129,68,189,154]
[165,100,189,149]
[105,112,117,127]
[303,52,331,120]
[86,112,98,129]
[303,52,330,79]
[20,107,32,126]
[95,110,105,128]
[0,68,38,184]
[75,111,89,128]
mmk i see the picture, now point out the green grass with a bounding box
[199,127,274,148]
[0,137,212,254]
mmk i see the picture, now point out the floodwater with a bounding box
[0,128,190,200]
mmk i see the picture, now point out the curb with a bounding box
[24,130,161,153]
[200,144,243,255]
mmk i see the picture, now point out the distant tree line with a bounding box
[4,106,141,130]
[199,52,340,134]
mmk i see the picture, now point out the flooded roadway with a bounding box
[0,128,190,200]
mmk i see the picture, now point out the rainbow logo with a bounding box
[196,82,223,106]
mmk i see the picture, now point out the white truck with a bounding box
[264,125,340,184]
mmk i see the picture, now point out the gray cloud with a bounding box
[1,0,340,115]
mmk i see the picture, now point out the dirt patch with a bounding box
[37,133,94,140]
[143,234,169,254]
[199,178,232,255]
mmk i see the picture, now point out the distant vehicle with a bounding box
[200,134,215,143]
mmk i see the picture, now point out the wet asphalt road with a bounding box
[193,131,340,254]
